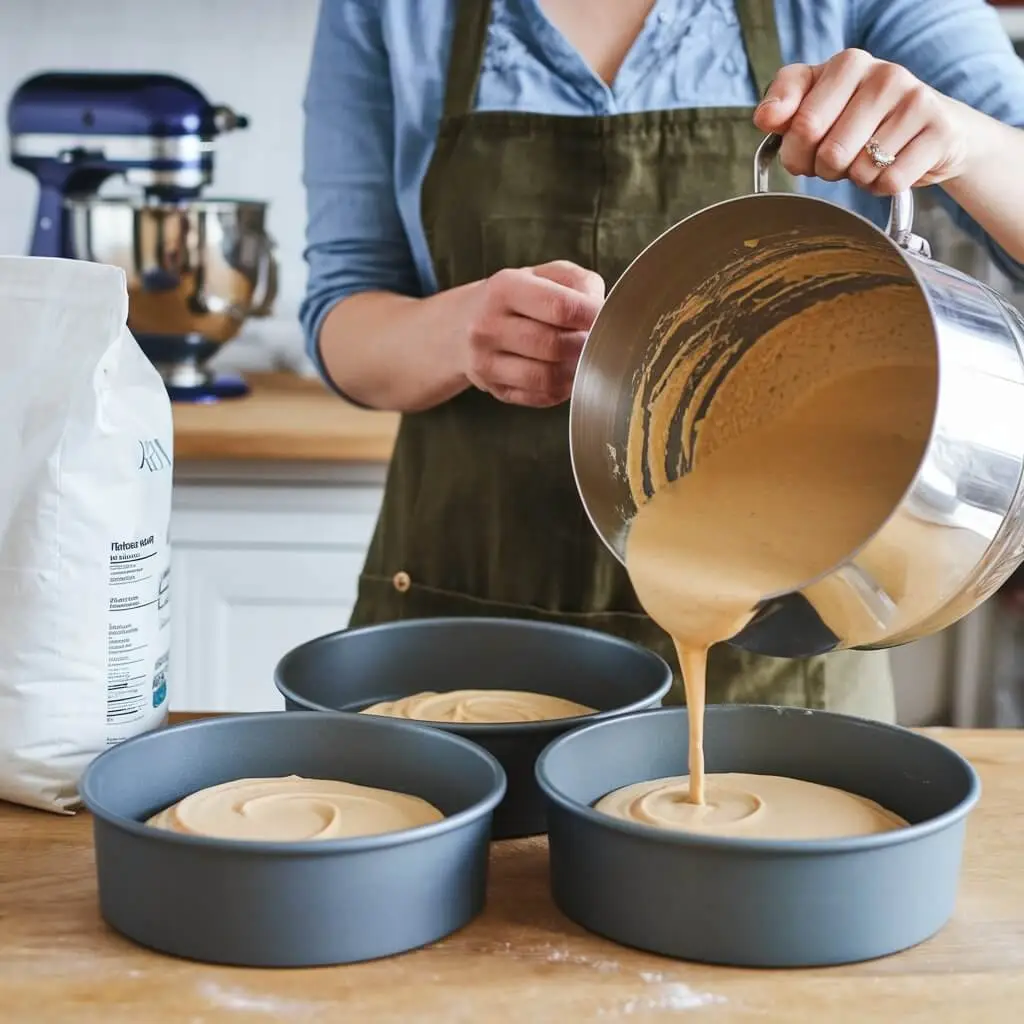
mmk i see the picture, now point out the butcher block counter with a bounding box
[1,726,1022,1023]
[172,372,398,463]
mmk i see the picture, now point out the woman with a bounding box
[301,0,1024,720]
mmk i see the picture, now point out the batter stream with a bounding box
[603,252,934,838]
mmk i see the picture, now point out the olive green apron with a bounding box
[350,0,896,722]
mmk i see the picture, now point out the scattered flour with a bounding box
[628,982,726,1012]
[545,946,620,972]
[197,981,319,1017]
[536,945,725,1015]
[594,973,727,1017]
[607,982,726,1015]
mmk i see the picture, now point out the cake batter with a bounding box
[618,246,935,829]
[147,776,443,841]
[595,772,906,839]
[360,689,594,723]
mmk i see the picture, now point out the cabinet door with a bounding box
[169,484,382,712]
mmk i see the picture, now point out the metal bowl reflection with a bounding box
[65,197,276,344]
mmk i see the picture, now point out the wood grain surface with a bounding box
[1,727,1021,1022]
[172,373,398,463]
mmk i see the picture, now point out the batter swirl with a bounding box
[147,775,443,841]
[595,772,906,840]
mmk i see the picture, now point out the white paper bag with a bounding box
[0,256,173,812]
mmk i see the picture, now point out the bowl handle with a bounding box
[753,133,931,258]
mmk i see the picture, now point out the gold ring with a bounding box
[865,137,897,170]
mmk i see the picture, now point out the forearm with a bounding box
[941,101,1024,267]
[318,286,476,412]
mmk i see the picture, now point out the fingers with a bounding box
[465,321,583,406]
[776,50,874,176]
[756,50,965,189]
[486,319,586,364]
[531,260,606,301]
[470,350,576,406]
[847,88,946,193]
[753,63,819,134]
[488,386,566,408]
[489,266,603,332]
[813,64,917,181]
[864,125,947,195]
[467,262,602,407]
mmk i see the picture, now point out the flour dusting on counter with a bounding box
[197,981,320,1017]
[604,981,727,1015]
[545,945,621,972]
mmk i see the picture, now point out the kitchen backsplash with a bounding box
[0,0,1022,368]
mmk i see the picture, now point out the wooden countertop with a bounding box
[2,727,1022,1022]
[172,373,398,463]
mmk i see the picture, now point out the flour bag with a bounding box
[0,257,172,812]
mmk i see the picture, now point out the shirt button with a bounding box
[393,571,411,593]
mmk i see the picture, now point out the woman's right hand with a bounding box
[462,260,605,407]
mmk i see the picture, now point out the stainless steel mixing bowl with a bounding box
[65,197,276,344]
[570,134,1024,657]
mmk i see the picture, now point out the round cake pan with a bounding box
[536,705,980,968]
[275,617,673,840]
[80,711,506,967]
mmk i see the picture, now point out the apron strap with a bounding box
[735,0,786,97]
[441,0,494,120]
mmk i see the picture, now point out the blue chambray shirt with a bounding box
[301,0,1024,366]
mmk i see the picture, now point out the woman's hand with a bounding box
[753,49,972,196]
[317,259,603,413]
[462,260,605,408]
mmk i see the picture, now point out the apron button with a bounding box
[393,571,411,593]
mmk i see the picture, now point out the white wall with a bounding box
[0,0,321,348]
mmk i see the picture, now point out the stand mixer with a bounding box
[7,71,277,402]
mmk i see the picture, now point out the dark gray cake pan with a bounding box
[536,705,980,968]
[79,710,506,967]
[275,617,672,840]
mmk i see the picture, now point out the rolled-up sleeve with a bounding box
[858,0,1024,282]
[300,0,421,375]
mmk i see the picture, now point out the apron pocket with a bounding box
[480,216,597,279]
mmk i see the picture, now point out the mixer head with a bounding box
[8,71,247,200]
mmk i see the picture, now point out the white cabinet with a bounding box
[889,632,951,727]
[888,605,1000,728]
[168,462,385,712]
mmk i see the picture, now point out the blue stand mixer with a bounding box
[7,72,277,402]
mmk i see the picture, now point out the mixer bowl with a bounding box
[570,135,1024,657]
[65,197,276,345]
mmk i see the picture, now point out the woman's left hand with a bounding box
[753,49,971,195]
